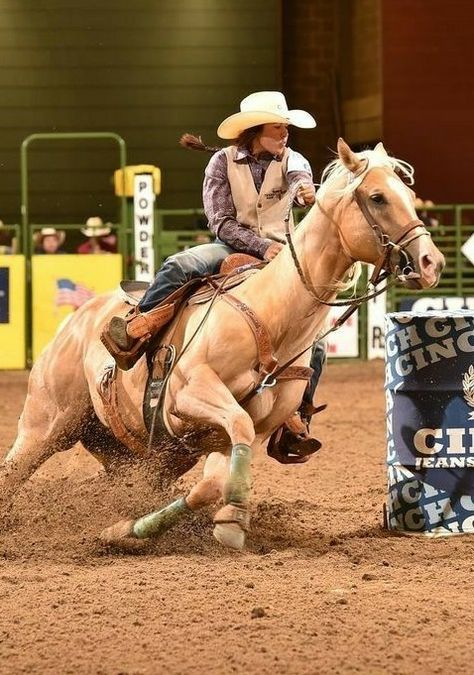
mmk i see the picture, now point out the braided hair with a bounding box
[179,126,264,154]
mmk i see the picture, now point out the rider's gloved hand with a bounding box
[263,242,285,261]
[297,184,316,206]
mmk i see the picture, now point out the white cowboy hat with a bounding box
[217,91,317,140]
[81,216,112,238]
[33,227,66,246]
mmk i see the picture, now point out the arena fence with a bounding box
[153,205,474,361]
[1,195,472,368]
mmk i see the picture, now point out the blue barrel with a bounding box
[385,310,474,536]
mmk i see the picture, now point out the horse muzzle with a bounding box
[396,250,445,289]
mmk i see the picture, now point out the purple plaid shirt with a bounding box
[203,146,314,259]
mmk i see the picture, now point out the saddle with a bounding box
[101,255,262,371]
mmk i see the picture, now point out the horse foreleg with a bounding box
[173,364,255,550]
[100,451,228,549]
[101,364,255,551]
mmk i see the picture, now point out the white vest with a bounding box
[224,146,295,242]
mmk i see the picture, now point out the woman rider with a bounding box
[102,91,325,459]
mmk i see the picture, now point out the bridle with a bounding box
[285,172,432,309]
[353,188,431,287]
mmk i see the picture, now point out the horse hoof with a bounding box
[99,519,149,552]
[213,523,246,551]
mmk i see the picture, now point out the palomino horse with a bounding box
[0,139,444,551]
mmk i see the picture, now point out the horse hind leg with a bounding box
[0,362,91,510]
[0,407,83,511]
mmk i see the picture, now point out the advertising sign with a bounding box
[0,255,25,369]
[134,173,155,282]
[326,306,359,358]
[0,267,9,324]
[367,291,386,359]
[32,254,122,361]
[400,296,474,312]
[385,310,474,536]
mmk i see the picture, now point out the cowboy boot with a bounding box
[101,302,175,371]
[267,403,327,464]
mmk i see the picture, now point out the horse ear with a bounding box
[337,137,365,174]
[374,141,388,156]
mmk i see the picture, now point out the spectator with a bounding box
[33,227,66,254]
[0,220,16,255]
[415,197,440,229]
[77,217,117,254]
[193,231,212,245]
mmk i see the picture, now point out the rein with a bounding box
[285,208,394,308]
[245,176,433,399]
[147,272,239,447]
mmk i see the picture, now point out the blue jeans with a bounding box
[139,241,233,312]
[138,240,325,403]
[305,340,327,410]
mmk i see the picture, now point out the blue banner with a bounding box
[385,310,474,535]
[0,267,9,323]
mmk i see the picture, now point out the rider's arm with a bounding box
[287,150,316,206]
[203,150,272,259]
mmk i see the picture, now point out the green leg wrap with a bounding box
[132,496,191,540]
[224,443,252,506]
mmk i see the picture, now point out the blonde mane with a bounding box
[314,146,415,296]
[317,147,415,201]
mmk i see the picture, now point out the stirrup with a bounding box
[100,302,176,371]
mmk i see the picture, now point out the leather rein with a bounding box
[246,177,433,397]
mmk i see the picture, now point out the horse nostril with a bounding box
[418,252,443,287]
[421,254,434,272]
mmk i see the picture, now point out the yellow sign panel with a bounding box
[32,254,122,361]
[0,255,26,369]
[114,164,161,197]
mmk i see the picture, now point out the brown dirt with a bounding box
[1,361,473,674]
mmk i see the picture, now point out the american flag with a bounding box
[55,278,94,309]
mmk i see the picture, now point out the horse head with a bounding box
[321,138,445,290]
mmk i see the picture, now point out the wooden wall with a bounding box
[382,0,474,203]
[338,0,382,146]
[2,0,471,225]
[0,0,280,225]
[282,0,339,180]
[282,0,381,181]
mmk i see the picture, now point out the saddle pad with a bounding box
[187,268,259,306]
[117,266,260,308]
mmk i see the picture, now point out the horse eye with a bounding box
[370,193,385,205]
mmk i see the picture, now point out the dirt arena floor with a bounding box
[1,360,473,674]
